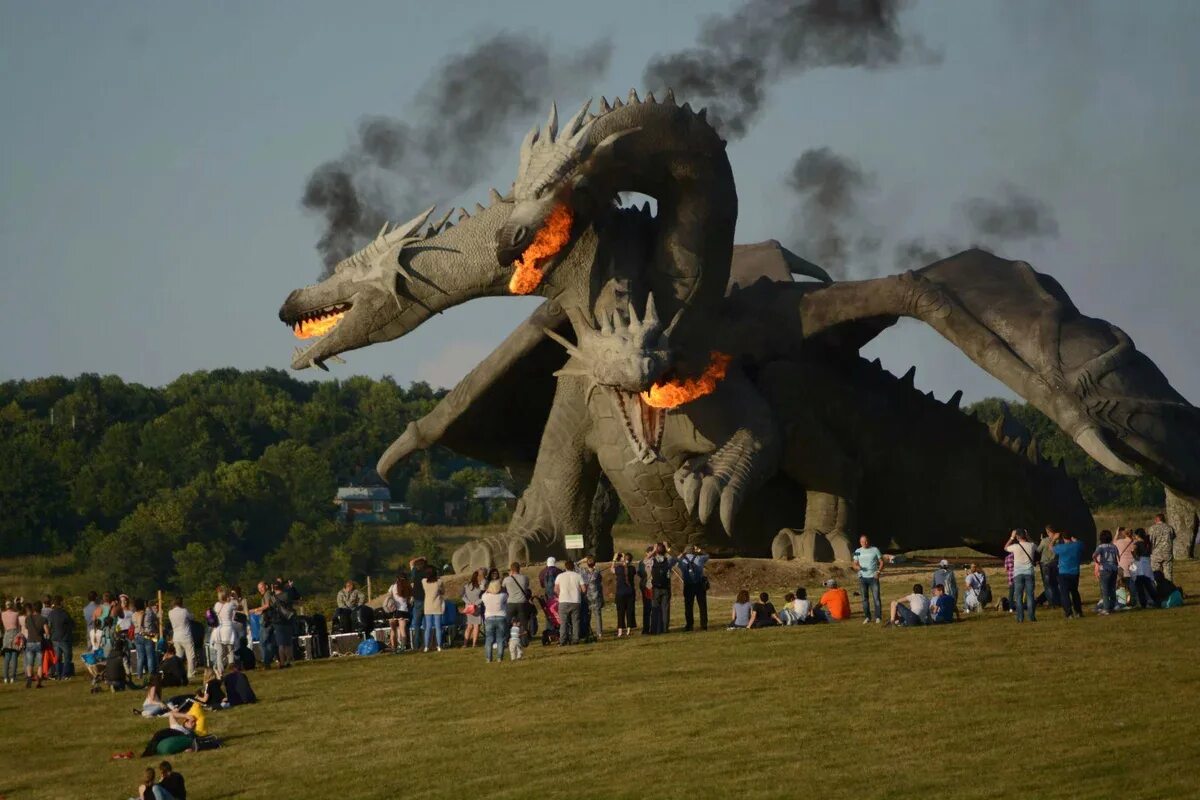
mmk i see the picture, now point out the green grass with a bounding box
[1,558,1197,800]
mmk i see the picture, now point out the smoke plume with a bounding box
[303,34,611,274]
[785,147,883,278]
[643,0,937,139]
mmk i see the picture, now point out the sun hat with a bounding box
[546,557,557,567]
[938,559,949,567]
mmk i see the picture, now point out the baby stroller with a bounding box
[536,595,560,646]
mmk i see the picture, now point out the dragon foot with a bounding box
[771,527,854,563]
[451,531,559,574]
[674,429,771,535]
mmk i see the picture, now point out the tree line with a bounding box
[0,369,1159,597]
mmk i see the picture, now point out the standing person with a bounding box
[1115,528,1137,597]
[251,581,277,668]
[461,570,484,648]
[46,595,73,680]
[678,545,710,632]
[501,562,533,639]
[1130,530,1158,608]
[1052,530,1085,619]
[612,553,637,637]
[538,557,562,598]
[853,535,884,624]
[1093,530,1121,615]
[212,587,238,677]
[481,580,508,663]
[269,580,296,667]
[579,555,605,639]
[421,566,446,652]
[408,556,428,649]
[22,601,48,689]
[648,543,678,634]
[1147,513,1176,582]
[386,573,411,653]
[554,559,586,646]
[167,597,195,681]
[2,599,20,684]
[931,560,958,602]
[1038,526,1060,607]
[132,598,158,682]
[82,591,99,639]
[637,546,655,634]
[1005,529,1039,623]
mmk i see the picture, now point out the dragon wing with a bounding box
[792,248,1200,508]
[376,301,570,484]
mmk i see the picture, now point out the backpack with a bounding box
[977,575,993,605]
[1162,590,1183,609]
[651,558,671,589]
[356,638,381,656]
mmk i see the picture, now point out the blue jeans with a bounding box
[1013,573,1037,622]
[422,614,443,649]
[134,636,155,678]
[859,577,881,621]
[1099,570,1118,612]
[896,605,923,626]
[3,649,18,681]
[24,641,43,672]
[52,640,73,678]
[1040,562,1059,606]
[411,606,425,648]
[483,617,506,662]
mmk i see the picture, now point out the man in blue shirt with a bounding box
[852,535,884,624]
[678,545,710,631]
[1052,530,1085,618]
[929,584,956,624]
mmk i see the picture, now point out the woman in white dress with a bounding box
[212,586,238,677]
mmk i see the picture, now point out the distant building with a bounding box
[335,485,406,524]
[473,485,517,512]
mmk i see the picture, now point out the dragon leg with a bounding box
[451,374,600,573]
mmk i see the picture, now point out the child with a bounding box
[508,620,524,661]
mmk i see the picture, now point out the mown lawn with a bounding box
[1,559,1196,800]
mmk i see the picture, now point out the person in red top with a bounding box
[816,580,850,622]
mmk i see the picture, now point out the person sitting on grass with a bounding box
[157,645,186,688]
[221,660,256,707]
[728,590,753,629]
[138,676,167,717]
[816,580,851,622]
[158,761,186,800]
[103,637,132,691]
[963,564,989,614]
[131,766,164,800]
[928,584,957,624]
[779,590,811,625]
[888,584,930,626]
[747,592,782,628]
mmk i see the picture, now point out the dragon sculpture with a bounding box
[279,90,1200,571]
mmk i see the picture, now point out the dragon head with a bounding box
[278,201,513,370]
[548,288,680,464]
[497,100,637,294]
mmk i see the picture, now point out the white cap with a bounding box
[939,559,949,567]
[546,557,557,567]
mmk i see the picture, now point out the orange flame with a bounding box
[293,310,347,339]
[641,351,732,409]
[508,204,573,295]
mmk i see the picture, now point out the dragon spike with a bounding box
[377,221,390,238]
[519,124,539,166]
[473,202,485,213]
[681,101,693,113]
[488,187,503,205]
[644,291,660,331]
[628,88,640,104]
[664,88,676,105]
[947,389,963,410]
[599,96,612,113]
[697,107,708,122]
[628,296,642,330]
[542,326,585,361]
[385,205,436,243]
[545,102,558,140]
[599,307,614,335]
[663,306,685,339]
[429,207,454,233]
[612,96,624,109]
[900,366,916,387]
[563,98,591,137]
[644,90,656,104]
[457,208,470,221]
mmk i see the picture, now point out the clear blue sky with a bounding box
[2,0,1197,405]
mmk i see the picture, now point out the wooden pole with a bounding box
[366,576,372,604]
[157,590,164,639]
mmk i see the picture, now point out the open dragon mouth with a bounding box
[288,303,351,339]
[612,390,667,464]
[509,204,573,295]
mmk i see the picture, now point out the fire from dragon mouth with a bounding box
[291,304,350,339]
[508,204,573,295]
[641,351,732,409]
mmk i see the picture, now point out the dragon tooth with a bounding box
[628,88,640,104]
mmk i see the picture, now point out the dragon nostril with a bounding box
[513,226,529,246]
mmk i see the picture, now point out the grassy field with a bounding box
[1,555,1196,800]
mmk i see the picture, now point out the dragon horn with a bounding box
[542,326,585,361]
[377,221,390,238]
[385,206,436,242]
[643,292,660,331]
[563,98,591,137]
[519,125,539,167]
[663,307,685,339]
[545,102,559,141]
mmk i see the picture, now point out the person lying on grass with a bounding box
[887,584,930,627]
[747,593,782,628]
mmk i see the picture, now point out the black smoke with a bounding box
[643,0,937,139]
[961,184,1059,242]
[303,34,611,274]
[785,147,883,278]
